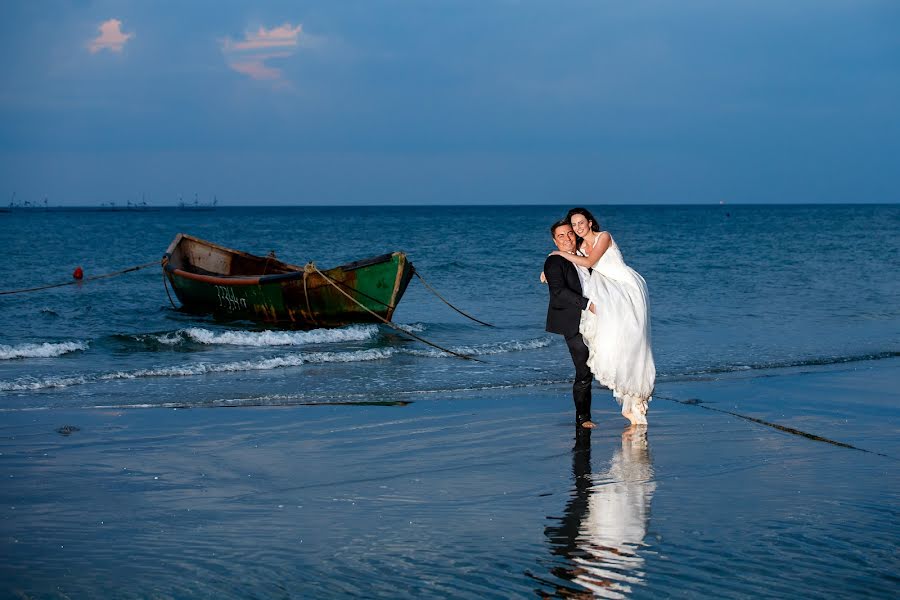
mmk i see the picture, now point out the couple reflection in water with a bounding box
[539,426,656,599]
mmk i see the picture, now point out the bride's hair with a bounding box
[566,207,601,232]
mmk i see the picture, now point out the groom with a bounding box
[544,219,596,429]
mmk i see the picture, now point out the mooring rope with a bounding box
[309,263,482,362]
[412,266,495,328]
[653,394,893,459]
[161,266,178,309]
[301,266,318,327]
[0,260,160,296]
[314,264,492,329]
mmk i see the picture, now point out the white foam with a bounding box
[0,375,91,391]
[404,337,553,357]
[395,322,427,333]
[145,325,380,347]
[0,348,397,391]
[0,341,88,360]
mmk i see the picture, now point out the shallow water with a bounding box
[1,205,898,598]
[1,205,897,410]
[1,361,897,598]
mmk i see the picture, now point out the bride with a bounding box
[549,207,656,425]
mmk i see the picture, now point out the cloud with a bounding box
[221,23,303,82]
[228,60,282,81]
[88,19,133,54]
[225,24,302,51]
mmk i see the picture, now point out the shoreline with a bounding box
[1,358,897,598]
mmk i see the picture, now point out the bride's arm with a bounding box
[551,232,611,267]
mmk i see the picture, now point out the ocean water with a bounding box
[1,204,899,599]
[0,204,897,410]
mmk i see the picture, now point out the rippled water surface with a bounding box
[1,205,898,598]
[1,205,897,408]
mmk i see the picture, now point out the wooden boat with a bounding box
[162,234,414,327]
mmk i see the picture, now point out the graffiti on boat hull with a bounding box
[215,285,248,312]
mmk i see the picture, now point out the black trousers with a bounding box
[565,333,593,424]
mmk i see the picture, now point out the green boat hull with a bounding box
[163,234,413,328]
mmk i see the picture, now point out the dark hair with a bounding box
[549,218,571,237]
[566,207,601,232]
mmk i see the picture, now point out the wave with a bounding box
[405,336,553,357]
[2,336,895,392]
[130,324,384,347]
[0,348,396,392]
[0,341,88,360]
[394,322,426,333]
[0,335,551,392]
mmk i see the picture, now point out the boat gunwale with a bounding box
[163,234,405,287]
[164,255,404,287]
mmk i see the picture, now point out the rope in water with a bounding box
[162,267,178,309]
[651,393,893,459]
[309,262,482,362]
[0,260,160,296]
[412,266,495,327]
[485,361,895,458]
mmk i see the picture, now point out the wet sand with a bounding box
[1,359,898,598]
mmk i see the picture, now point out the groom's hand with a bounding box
[588,303,597,314]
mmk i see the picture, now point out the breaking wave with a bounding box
[0,341,88,360]
[0,335,551,392]
[0,348,396,391]
[133,324,383,347]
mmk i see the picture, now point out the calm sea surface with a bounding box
[1,204,898,599]
[1,205,897,408]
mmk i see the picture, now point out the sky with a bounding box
[0,0,898,206]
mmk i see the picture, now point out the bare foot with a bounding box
[622,412,640,426]
[580,420,596,429]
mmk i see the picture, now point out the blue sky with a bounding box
[1,0,898,205]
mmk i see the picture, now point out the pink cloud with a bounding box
[224,23,302,51]
[88,19,133,54]
[228,61,281,81]
[221,23,304,83]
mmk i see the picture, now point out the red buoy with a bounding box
[73,267,84,280]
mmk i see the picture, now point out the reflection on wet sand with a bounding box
[540,426,656,599]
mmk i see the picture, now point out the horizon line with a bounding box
[3,200,898,209]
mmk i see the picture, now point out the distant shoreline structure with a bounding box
[3,193,224,212]
[3,200,897,211]
[177,195,217,211]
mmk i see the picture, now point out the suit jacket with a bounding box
[544,254,589,338]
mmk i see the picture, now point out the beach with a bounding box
[2,358,897,598]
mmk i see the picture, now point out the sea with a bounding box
[1,204,898,599]
[0,204,897,410]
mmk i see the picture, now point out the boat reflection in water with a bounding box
[540,426,656,599]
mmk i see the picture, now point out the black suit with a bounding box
[544,254,593,424]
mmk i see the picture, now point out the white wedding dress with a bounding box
[578,234,655,424]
